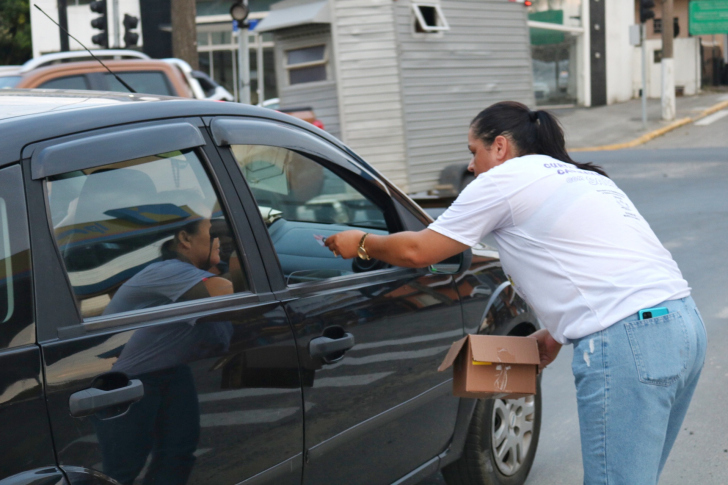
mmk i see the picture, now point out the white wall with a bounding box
[31,0,143,58]
[395,0,534,192]
[605,0,634,104]
[632,37,700,98]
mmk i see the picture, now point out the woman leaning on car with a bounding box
[324,100,707,485]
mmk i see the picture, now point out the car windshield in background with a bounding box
[0,77,21,89]
[191,70,219,97]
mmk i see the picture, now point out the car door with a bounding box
[26,119,304,484]
[210,117,464,484]
[0,164,65,482]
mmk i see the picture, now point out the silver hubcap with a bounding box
[491,396,536,476]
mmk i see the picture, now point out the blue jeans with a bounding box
[571,296,706,485]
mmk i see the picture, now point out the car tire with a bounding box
[442,378,542,485]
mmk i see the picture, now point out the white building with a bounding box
[31,0,711,111]
[526,0,710,106]
[30,0,144,58]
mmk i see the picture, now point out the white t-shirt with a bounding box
[428,154,690,344]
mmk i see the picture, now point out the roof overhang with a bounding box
[253,0,330,33]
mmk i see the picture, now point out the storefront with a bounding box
[527,0,589,107]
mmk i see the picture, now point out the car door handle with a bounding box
[309,333,356,363]
[69,379,144,418]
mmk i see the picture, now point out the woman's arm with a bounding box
[179,277,234,302]
[324,229,469,268]
[532,328,562,373]
[203,276,234,297]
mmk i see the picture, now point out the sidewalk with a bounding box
[551,88,728,151]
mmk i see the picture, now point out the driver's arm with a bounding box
[180,277,234,301]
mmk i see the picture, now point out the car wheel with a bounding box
[442,379,541,485]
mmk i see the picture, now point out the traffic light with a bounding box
[639,0,655,24]
[89,0,108,48]
[123,14,139,48]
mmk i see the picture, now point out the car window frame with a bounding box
[28,118,270,339]
[29,120,206,179]
[0,164,35,350]
[208,116,428,295]
[36,74,91,91]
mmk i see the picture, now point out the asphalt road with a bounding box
[421,114,728,484]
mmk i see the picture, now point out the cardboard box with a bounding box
[438,334,540,399]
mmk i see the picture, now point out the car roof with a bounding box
[20,49,150,73]
[17,59,182,78]
[0,89,361,170]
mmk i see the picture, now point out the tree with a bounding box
[171,0,198,69]
[0,0,32,64]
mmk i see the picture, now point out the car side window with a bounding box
[230,145,391,283]
[105,71,174,96]
[0,165,34,349]
[38,75,90,90]
[46,148,249,319]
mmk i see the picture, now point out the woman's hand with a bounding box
[324,230,365,259]
[532,328,562,373]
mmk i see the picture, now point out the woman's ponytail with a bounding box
[471,101,608,177]
[530,109,608,177]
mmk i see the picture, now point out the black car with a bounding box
[0,89,541,485]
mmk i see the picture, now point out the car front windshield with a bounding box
[0,76,21,89]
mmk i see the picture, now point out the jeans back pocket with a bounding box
[624,312,689,386]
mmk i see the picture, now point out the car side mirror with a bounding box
[429,249,472,275]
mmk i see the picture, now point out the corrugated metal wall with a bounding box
[276,26,342,139]
[274,0,533,194]
[328,0,410,190]
[394,0,535,192]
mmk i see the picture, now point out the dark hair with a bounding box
[470,101,608,177]
[161,218,205,261]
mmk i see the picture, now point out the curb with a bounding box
[569,99,728,152]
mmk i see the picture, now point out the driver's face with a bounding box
[187,219,221,269]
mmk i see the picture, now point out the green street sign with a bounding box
[689,0,728,35]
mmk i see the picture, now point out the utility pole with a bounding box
[661,0,675,120]
[57,0,70,51]
[639,0,656,129]
[231,2,251,104]
[236,23,251,104]
[641,24,648,129]
[256,32,264,105]
[112,0,120,48]
[171,0,199,69]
